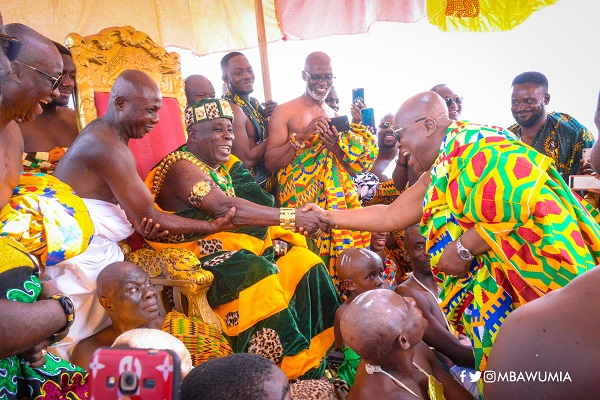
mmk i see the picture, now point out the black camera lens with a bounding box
[119,371,138,394]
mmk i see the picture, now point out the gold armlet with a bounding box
[279,207,296,229]
[189,179,218,208]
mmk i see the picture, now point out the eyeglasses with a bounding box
[392,117,427,141]
[379,122,394,130]
[303,70,335,84]
[18,61,63,91]
[443,96,463,107]
[0,33,22,61]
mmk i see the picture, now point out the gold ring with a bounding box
[41,349,47,357]
[314,229,323,236]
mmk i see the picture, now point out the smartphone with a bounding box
[582,147,592,164]
[89,347,181,400]
[361,107,376,132]
[328,115,350,133]
[352,88,364,105]
[569,174,600,190]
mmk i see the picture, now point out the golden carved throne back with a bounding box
[65,26,188,179]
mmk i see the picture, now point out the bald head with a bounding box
[109,69,159,104]
[97,261,142,298]
[395,91,448,127]
[341,289,424,362]
[185,74,216,104]
[337,248,378,281]
[5,23,60,67]
[393,91,453,173]
[304,51,331,70]
[113,328,193,379]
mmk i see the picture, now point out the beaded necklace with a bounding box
[152,147,235,197]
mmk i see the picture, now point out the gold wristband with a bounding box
[279,208,296,229]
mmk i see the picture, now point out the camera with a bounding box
[119,370,139,394]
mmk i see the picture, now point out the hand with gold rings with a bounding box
[314,228,323,237]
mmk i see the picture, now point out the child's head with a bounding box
[336,248,386,297]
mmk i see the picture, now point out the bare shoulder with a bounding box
[271,96,305,117]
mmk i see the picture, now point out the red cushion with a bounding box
[94,93,187,179]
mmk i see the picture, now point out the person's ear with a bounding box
[397,333,410,350]
[403,249,411,263]
[544,93,551,105]
[344,279,355,292]
[99,296,113,311]
[425,118,437,138]
[301,70,307,82]
[114,95,126,110]
[187,127,196,141]
[9,62,23,83]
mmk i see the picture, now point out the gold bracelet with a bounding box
[279,208,296,229]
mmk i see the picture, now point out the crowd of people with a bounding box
[1,11,599,399]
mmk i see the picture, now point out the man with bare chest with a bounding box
[265,51,377,292]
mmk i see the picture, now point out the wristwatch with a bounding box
[456,237,474,261]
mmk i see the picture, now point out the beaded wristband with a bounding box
[279,208,296,229]
[289,133,305,151]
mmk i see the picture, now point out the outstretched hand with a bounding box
[295,209,334,238]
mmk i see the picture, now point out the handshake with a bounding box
[281,204,337,238]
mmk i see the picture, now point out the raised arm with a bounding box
[304,170,430,232]
[229,102,267,169]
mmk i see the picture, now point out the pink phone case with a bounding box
[89,347,180,400]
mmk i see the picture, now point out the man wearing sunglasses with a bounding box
[19,41,79,174]
[303,90,600,374]
[431,83,463,121]
[265,51,377,294]
[0,19,90,398]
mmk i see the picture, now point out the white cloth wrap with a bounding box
[43,199,134,360]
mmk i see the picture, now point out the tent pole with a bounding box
[254,0,272,101]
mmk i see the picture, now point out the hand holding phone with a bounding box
[89,347,181,400]
[328,115,350,133]
[360,108,376,133]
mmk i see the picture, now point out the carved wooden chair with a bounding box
[66,27,221,330]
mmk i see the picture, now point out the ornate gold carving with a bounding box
[65,26,187,131]
[445,0,480,18]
